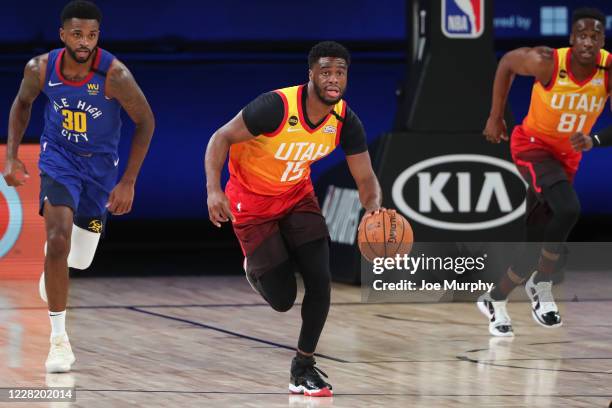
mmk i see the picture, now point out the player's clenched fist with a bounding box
[569,132,593,152]
[483,116,509,144]
[207,189,235,227]
[2,157,29,187]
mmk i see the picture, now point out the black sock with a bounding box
[491,268,522,300]
[534,252,558,283]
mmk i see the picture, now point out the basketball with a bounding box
[357,209,413,262]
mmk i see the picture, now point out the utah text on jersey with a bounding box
[229,85,346,195]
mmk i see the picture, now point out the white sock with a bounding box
[49,310,67,338]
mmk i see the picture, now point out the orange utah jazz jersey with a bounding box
[522,47,611,153]
[229,85,346,196]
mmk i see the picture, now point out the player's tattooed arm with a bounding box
[484,47,555,144]
[105,59,155,215]
[3,54,47,186]
[204,112,255,227]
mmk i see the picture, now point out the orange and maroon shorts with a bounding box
[225,177,329,278]
[510,125,581,196]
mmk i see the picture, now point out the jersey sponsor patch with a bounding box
[322,125,337,134]
[87,83,100,96]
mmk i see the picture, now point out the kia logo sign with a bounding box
[392,154,526,231]
[0,177,23,258]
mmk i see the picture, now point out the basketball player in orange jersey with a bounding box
[478,7,612,337]
[205,41,381,396]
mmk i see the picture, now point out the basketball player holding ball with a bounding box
[205,41,381,396]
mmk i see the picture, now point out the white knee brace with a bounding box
[44,224,101,270]
[40,224,100,303]
[67,224,101,270]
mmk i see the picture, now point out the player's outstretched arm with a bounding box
[484,47,555,144]
[204,112,254,227]
[3,55,46,186]
[346,151,382,215]
[105,59,155,215]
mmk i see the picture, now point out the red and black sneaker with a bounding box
[288,355,333,397]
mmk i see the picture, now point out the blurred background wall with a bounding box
[1,1,611,274]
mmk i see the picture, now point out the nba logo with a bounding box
[442,0,484,39]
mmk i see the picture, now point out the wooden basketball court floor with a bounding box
[1,270,611,407]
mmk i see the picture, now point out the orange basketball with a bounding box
[357,209,413,262]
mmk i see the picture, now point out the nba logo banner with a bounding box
[442,0,484,39]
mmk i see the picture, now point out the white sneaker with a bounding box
[477,291,514,337]
[525,271,562,328]
[39,271,47,303]
[45,334,76,373]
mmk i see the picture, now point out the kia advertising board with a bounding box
[391,154,527,232]
[377,133,527,242]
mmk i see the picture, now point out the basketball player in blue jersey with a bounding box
[2,1,155,373]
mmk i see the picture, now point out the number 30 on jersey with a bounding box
[61,109,87,133]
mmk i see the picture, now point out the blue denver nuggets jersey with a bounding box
[42,48,122,155]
